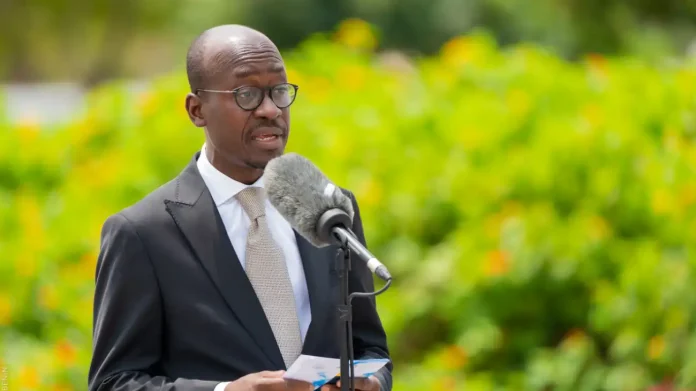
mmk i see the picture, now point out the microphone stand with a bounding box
[334,233,393,391]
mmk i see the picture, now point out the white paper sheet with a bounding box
[283,354,389,389]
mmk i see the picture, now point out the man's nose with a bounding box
[254,94,281,119]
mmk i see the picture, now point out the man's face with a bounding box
[188,43,294,170]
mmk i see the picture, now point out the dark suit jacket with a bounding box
[88,152,392,391]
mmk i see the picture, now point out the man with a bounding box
[88,25,392,391]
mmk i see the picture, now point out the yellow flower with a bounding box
[17,191,45,244]
[679,184,696,208]
[651,189,673,216]
[17,117,40,147]
[19,366,40,389]
[59,251,98,282]
[647,335,665,360]
[334,18,377,51]
[17,255,38,278]
[440,36,472,68]
[39,285,60,311]
[0,294,11,325]
[441,345,468,370]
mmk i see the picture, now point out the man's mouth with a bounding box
[250,126,284,145]
[252,134,279,142]
[249,127,284,150]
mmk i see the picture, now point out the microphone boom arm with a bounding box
[318,209,393,391]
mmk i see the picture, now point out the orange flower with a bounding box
[586,53,608,75]
[484,250,509,277]
[51,384,74,391]
[56,339,77,366]
[562,328,587,348]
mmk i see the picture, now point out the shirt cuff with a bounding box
[214,382,231,391]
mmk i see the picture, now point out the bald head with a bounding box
[186,25,283,93]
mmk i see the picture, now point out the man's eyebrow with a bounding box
[233,63,285,78]
[234,66,259,78]
[268,62,285,73]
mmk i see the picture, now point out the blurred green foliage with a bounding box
[2,0,696,83]
[2,19,696,391]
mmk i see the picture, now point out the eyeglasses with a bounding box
[196,83,299,111]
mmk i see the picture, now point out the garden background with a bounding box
[2,1,696,390]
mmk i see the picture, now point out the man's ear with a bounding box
[185,92,207,127]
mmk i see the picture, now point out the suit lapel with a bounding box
[296,231,337,354]
[164,153,285,369]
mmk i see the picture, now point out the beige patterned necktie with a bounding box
[235,186,303,368]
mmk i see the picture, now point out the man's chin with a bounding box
[249,162,267,170]
[247,151,284,170]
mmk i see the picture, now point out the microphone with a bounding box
[264,153,392,281]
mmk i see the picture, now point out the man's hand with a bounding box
[320,376,381,391]
[225,371,313,391]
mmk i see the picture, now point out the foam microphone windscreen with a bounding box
[264,153,354,247]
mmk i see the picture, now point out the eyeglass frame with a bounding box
[195,83,299,111]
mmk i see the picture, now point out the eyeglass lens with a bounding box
[236,84,296,110]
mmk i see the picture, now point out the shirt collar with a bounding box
[196,144,264,207]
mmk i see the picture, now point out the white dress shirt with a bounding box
[196,146,311,391]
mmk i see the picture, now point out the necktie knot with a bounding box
[235,187,266,221]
